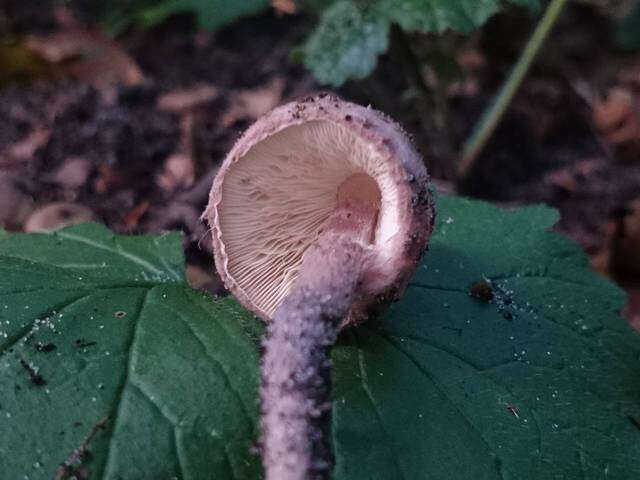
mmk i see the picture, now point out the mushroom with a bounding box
[204,93,435,480]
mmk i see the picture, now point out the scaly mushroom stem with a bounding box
[260,175,378,480]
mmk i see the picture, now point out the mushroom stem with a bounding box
[260,175,378,480]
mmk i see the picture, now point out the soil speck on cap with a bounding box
[469,280,494,302]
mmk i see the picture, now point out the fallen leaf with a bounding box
[121,201,150,231]
[45,156,92,190]
[157,153,195,192]
[0,39,57,86]
[157,84,218,113]
[222,77,285,127]
[26,29,146,93]
[272,0,297,15]
[593,86,640,159]
[0,173,33,228]
[23,202,94,232]
[0,128,50,167]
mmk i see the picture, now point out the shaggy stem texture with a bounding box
[260,175,377,480]
[261,235,365,480]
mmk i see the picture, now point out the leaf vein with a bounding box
[98,288,150,480]
[357,348,407,480]
[55,231,171,279]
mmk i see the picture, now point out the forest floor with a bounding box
[1,2,639,328]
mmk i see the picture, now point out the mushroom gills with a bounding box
[219,120,394,317]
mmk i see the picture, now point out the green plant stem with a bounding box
[459,0,569,177]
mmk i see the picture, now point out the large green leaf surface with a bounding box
[303,0,539,85]
[1,196,639,479]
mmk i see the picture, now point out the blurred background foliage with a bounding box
[1,0,640,328]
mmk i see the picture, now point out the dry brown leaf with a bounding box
[272,0,297,15]
[24,202,94,233]
[157,84,218,113]
[593,87,640,153]
[186,264,215,290]
[45,156,92,190]
[0,128,50,167]
[222,77,285,127]
[122,201,150,230]
[0,173,33,228]
[26,29,145,92]
[157,153,195,192]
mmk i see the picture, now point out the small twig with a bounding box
[459,0,569,177]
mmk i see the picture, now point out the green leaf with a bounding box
[0,224,262,479]
[333,196,640,479]
[302,1,390,86]
[2,197,640,479]
[303,0,539,85]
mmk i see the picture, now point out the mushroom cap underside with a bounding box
[206,95,435,322]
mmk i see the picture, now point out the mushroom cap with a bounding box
[205,93,435,323]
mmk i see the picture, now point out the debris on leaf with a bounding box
[35,342,57,353]
[469,280,494,302]
[73,338,96,348]
[54,416,108,480]
[19,359,46,386]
